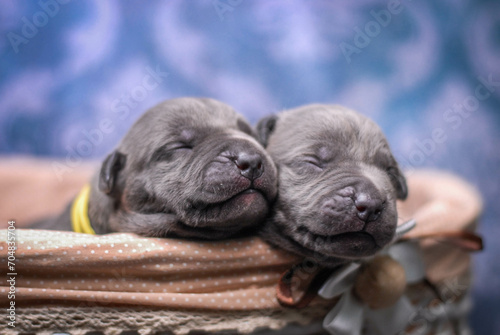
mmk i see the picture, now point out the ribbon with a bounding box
[319,221,426,335]
[275,219,483,334]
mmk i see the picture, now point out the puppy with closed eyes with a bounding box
[34,97,278,239]
[257,104,408,267]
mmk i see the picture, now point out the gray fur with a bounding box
[38,98,278,239]
[257,104,407,267]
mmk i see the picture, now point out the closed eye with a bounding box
[151,143,193,162]
[302,156,324,170]
[170,143,193,151]
[386,166,401,185]
[304,159,321,168]
[386,167,397,177]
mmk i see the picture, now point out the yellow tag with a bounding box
[71,184,96,234]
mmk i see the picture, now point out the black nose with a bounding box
[235,153,264,180]
[354,193,384,223]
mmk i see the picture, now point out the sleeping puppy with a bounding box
[257,104,407,267]
[36,97,278,239]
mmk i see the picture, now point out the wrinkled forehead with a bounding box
[130,99,246,137]
[119,98,254,153]
[271,107,372,145]
[162,100,241,131]
[268,106,390,161]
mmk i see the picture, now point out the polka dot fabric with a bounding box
[0,230,302,310]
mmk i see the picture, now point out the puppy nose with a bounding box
[235,153,264,180]
[354,193,383,223]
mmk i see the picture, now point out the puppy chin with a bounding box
[216,189,270,228]
[295,228,381,259]
[190,190,269,229]
[290,214,397,261]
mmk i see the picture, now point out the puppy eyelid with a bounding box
[151,143,192,162]
[386,166,396,174]
[303,156,323,169]
[170,142,193,150]
[386,167,400,181]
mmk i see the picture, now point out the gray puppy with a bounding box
[257,104,407,267]
[37,97,278,239]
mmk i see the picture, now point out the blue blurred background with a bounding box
[1,0,499,332]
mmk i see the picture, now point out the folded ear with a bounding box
[388,166,408,200]
[98,151,126,196]
[256,115,278,148]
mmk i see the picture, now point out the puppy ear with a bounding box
[388,167,408,200]
[256,115,278,147]
[99,151,127,195]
